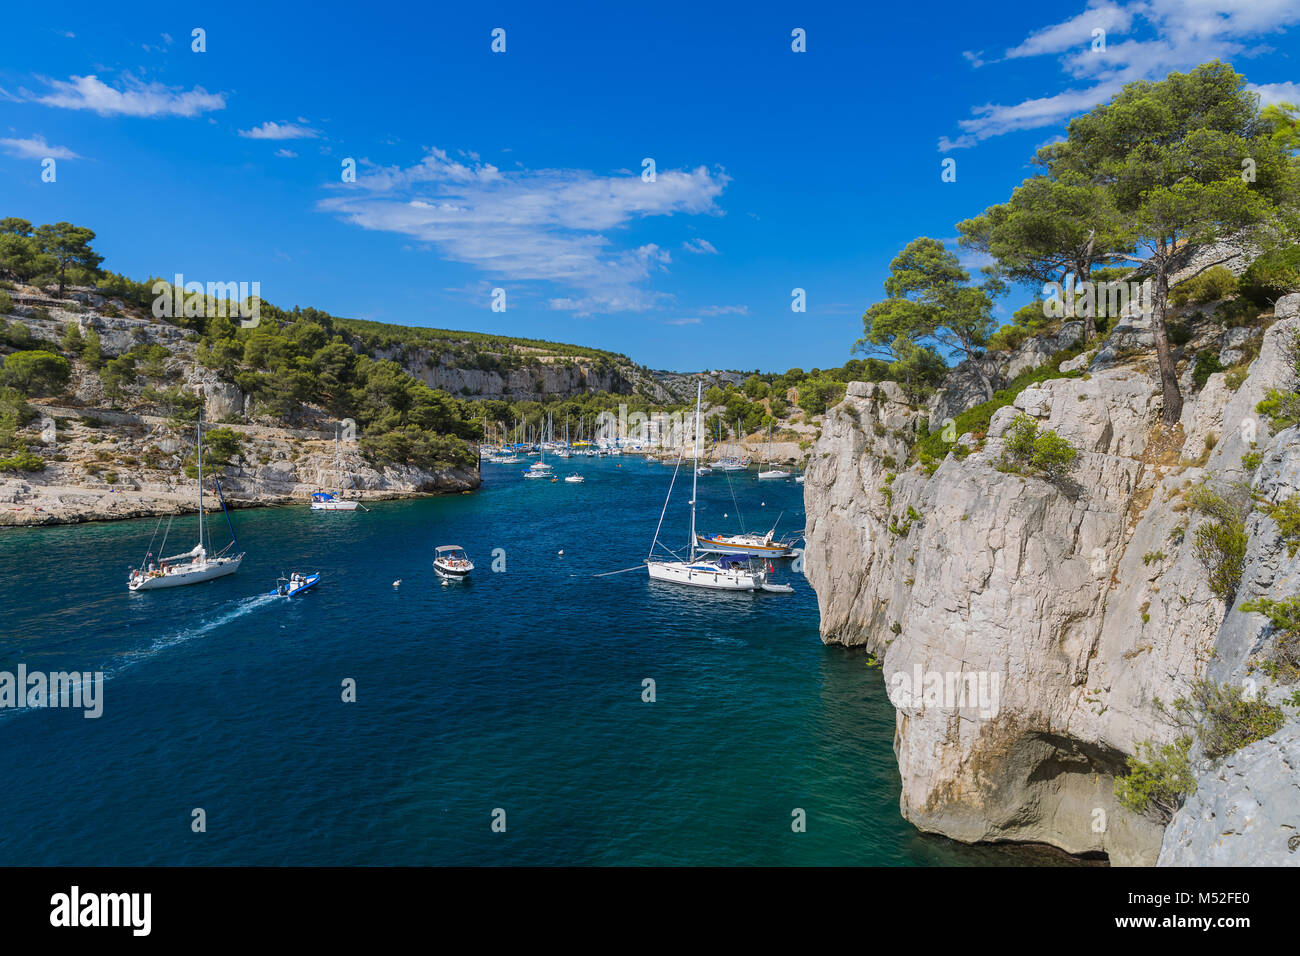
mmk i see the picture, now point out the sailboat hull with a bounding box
[311,499,359,511]
[128,554,243,591]
[646,560,764,591]
[694,534,794,557]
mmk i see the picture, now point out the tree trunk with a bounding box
[1151,266,1183,425]
[1079,234,1096,342]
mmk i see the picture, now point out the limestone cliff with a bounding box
[803,295,1300,866]
[0,291,478,526]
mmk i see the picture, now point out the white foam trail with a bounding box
[111,593,277,677]
[0,593,277,721]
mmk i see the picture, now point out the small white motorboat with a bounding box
[433,545,474,580]
[564,474,585,483]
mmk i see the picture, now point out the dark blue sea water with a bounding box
[0,457,1059,865]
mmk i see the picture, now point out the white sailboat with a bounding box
[523,415,555,478]
[646,383,774,591]
[757,424,791,479]
[311,426,360,511]
[128,413,244,591]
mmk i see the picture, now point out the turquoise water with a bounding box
[0,457,1050,865]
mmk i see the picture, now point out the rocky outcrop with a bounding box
[0,290,479,525]
[803,294,1300,865]
[927,321,1084,426]
[1158,725,1300,865]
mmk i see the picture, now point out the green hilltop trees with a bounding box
[0,219,104,294]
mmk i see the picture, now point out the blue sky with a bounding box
[2,0,1298,372]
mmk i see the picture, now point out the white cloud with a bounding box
[941,81,1125,150]
[683,238,718,254]
[1004,1,1135,59]
[1251,81,1300,106]
[962,50,986,68]
[274,148,298,158]
[0,135,82,160]
[319,148,728,315]
[32,74,225,117]
[238,121,319,140]
[697,304,748,316]
[666,317,702,325]
[942,0,1300,149]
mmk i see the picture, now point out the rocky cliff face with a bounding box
[803,295,1300,866]
[1,293,479,526]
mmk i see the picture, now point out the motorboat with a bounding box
[271,571,320,597]
[433,545,474,579]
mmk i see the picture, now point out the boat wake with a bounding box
[112,593,277,678]
[0,593,279,722]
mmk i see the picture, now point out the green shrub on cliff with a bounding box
[1239,245,1300,306]
[912,346,1083,469]
[1191,350,1224,388]
[0,349,71,396]
[1239,596,1300,682]
[1174,679,1286,759]
[1114,736,1195,820]
[998,413,1078,483]
[1261,494,1300,557]
[182,426,244,476]
[1188,481,1250,602]
[1169,266,1238,307]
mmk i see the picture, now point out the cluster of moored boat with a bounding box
[127,385,800,600]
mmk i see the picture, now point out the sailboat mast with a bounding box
[689,381,701,561]
[196,413,204,554]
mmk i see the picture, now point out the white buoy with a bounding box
[441,580,449,588]
[558,550,564,556]
[393,579,401,588]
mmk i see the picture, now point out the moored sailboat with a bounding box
[311,426,361,511]
[128,412,244,591]
[645,382,780,592]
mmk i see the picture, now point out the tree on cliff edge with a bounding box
[1043,62,1295,425]
[957,174,1123,342]
[856,237,1000,400]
